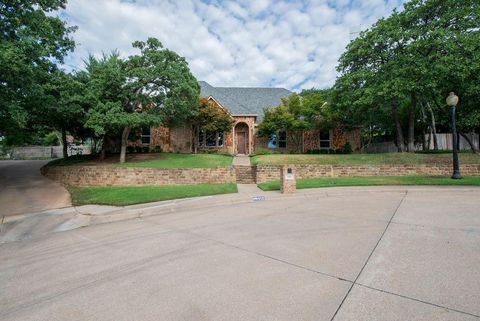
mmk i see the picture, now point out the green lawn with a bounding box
[70,183,238,206]
[48,153,233,168]
[257,176,480,191]
[251,153,480,166]
[117,153,233,168]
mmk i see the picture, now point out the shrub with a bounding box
[343,142,353,154]
[43,132,59,146]
[154,145,162,153]
[142,146,149,153]
[135,146,142,153]
[253,147,280,155]
[127,146,135,153]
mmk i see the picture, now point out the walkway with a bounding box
[0,160,71,217]
[232,155,251,166]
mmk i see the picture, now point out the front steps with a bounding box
[234,165,256,184]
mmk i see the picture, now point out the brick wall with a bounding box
[42,165,236,187]
[256,164,480,183]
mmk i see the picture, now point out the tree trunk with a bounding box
[390,97,405,152]
[61,128,68,159]
[460,133,478,153]
[407,93,417,152]
[426,102,438,150]
[420,103,427,151]
[99,135,106,160]
[120,126,132,163]
[192,125,198,154]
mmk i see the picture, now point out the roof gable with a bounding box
[199,81,292,122]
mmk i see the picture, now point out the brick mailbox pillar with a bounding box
[280,165,296,194]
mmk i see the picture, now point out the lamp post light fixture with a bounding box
[446,92,462,179]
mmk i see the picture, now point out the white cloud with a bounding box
[61,0,405,91]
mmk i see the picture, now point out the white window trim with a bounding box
[198,129,225,148]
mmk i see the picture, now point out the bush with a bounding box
[43,132,59,146]
[135,146,142,153]
[127,146,135,153]
[154,145,162,153]
[142,146,149,153]
[252,147,280,156]
[343,142,353,154]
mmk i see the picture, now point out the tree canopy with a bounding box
[331,0,480,152]
[84,38,199,162]
[258,91,333,152]
[0,0,76,142]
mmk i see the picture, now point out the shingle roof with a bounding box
[199,81,292,122]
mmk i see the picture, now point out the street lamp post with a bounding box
[446,92,462,179]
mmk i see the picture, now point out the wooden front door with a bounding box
[236,132,246,154]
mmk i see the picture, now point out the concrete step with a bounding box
[234,165,256,184]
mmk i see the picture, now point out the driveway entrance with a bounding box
[0,160,71,216]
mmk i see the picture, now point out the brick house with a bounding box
[134,81,360,155]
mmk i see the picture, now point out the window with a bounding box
[198,129,224,148]
[320,130,330,149]
[141,127,151,144]
[278,130,287,148]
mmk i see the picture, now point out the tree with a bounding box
[332,0,480,152]
[191,97,233,153]
[84,38,199,163]
[40,70,89,158]
[258,92,331,153]
[0,0,76,143]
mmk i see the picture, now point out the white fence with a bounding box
[10,145,91,159]
[365,133,479,153]
[425,133,479,151]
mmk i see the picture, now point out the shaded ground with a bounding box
[0,160,71,216]
[1,186,478,320]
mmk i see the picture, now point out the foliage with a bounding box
[251,147,281,156]
[258,92,333,152]
[0,1,76,143]
[43,132,60,146]
[331,0,480,152]
[84,38,199,162]
[191,97,233,153]
[193,97,233,132]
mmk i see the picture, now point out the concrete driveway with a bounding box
[0,187,479,320]
[0,160,71,216]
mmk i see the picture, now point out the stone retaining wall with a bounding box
[255,164,480,183]
[42,165,236,187]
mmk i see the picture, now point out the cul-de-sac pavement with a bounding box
[1,161,479,321]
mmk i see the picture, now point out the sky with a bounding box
[61,0,406,91]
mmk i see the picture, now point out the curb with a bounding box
[3,186,480,230]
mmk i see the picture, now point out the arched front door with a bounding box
[235,122,249,155]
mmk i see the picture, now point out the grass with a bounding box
[118,153,233,168]
[257,176,480,191]
[251,153,480,166]
[69,183,238,206]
